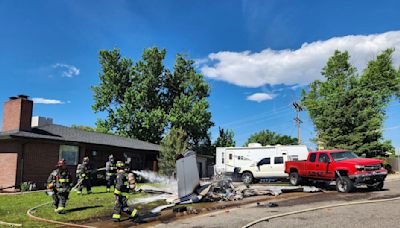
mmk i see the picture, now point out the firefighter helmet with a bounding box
[116,161,125,169]
[83,157,90,163]
[57,159,65,167]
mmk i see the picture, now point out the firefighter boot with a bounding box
[112,213,121,222]
[55,207,65,214]
[130,209,141,225]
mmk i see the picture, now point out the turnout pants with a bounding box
[112,194,137,220]
[106,174,116,189]
[77,178,91,193]
[52,190,69,208]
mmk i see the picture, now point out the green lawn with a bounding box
[0,186,151,227]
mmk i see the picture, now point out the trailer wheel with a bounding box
[336,176,354,193]
[242,172,254,185]
[289,172,301,186]
[367,181,384,191]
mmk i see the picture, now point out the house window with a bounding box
[59,145,79,165]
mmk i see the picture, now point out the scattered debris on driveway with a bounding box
[130,151,323,218]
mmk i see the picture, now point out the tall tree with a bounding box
[302,49,399,154]
[244,129,297,146]
[92,48,213,145]
[159,127,188,175]
[214,127,236,147]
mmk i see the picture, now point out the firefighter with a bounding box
[76,157,92,194]
[112,161,140,223]
[47,159,72,214]
[106,154,117,192]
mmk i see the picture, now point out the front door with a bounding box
[316,153,334,179]
[255,157,271,178]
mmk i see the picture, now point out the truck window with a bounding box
[309,153,317,162]
[274,157,284,164]
[258,158,270,166]
[318,153,330,163]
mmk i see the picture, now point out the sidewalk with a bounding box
[386,172,400,180]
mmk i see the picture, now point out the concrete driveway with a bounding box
[155,177,400,228]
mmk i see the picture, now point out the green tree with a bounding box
[71,124,111,134]
[71,125,96,132]
[302,49,399,154]
[214,127,235,147]
[244,129,297,146]
[159,127,188,175]
[92,48,213,145]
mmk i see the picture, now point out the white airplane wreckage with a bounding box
[129,151,321,219]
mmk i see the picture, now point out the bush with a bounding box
[374,156,394,174]
[20,182,37,192]
[20,182,29,192]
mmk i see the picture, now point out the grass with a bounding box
[0,185,155,227]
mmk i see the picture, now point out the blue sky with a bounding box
[1,0,400,149]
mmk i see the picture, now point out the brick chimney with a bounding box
[2,95,33,132]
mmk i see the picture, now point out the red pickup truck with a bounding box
[285,150,387,193]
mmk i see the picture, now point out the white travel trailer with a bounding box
[215,144,309,183]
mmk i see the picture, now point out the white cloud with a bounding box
[53,63,80,78]
[246,93,275,102]
[200,31,400,88]
[32,98,65,104]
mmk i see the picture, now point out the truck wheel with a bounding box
[336,176,354,193]
[289,172,301,186]
[367,181,384,191]
[242,172,254,185]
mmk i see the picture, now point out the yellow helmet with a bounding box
[116,161,125,169]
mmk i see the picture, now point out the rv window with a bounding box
[309,153,317,162]
[274,157,284,164]
[229,154,233,160]
[258,158,270,166]
[222,152,224,164]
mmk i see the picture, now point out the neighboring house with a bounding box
[0,95,160,191]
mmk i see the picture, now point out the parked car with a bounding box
[236,156,289,184]
[285,150,387,192]
[215,144,309,184]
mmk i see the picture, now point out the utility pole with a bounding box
[293,102,303,145]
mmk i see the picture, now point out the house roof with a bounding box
[0,124,160,152]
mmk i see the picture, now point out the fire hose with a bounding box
[27,202,96,228]
[242,195,400,228]
[0,221,22,227]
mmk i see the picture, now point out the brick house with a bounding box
[0,95,160,191]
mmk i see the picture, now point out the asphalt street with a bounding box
[155,177,400,228]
